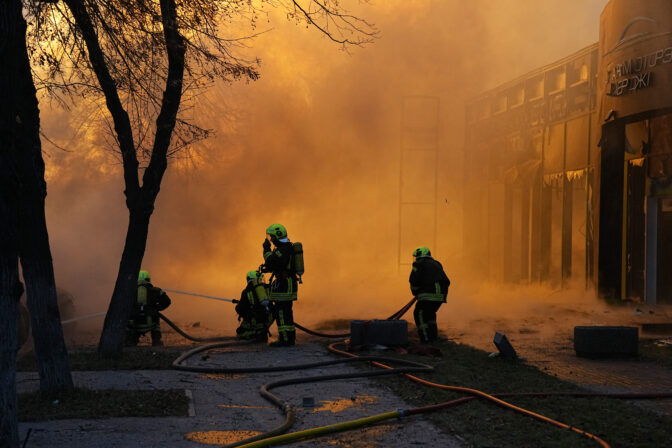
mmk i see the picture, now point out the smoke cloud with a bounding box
[40,0,609,336]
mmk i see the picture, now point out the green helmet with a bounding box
[266,223,287,239]
[138,270,151,284]
[412,246,431,258]
[246,270,262,283]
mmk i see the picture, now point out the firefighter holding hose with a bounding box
[409,246,450,343]
[235,270,272,341]
[126,270,171,346]
[261,223,303,347]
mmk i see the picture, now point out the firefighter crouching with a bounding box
[261,223,303,347]
[126,270,171,346]
[235,270,272,342]
[409,246,450,343]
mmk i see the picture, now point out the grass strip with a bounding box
[360,340,672,448]
[19,388,189,421]
[17,346,184,371]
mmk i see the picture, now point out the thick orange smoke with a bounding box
[40,0,608,335]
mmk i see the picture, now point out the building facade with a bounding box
[463,0,672,304]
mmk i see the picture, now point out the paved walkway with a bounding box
[16,301,672,446]
[17,337,461,448]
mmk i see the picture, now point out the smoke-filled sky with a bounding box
[40,0,608,331]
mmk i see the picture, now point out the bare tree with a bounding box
[0,2,24,439]
[3,0,74,392]
[27,0,376,357]
[2,0,76,444]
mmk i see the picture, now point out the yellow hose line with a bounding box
[237,410,402,448]
[329,343,610,448]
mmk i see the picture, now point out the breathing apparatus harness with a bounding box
[260,239,304,288]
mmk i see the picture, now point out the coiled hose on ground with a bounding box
[167,300,672,448]
[173,339,435,447]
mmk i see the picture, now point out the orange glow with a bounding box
[184,430,263,445]
[311,395,377,413]
[40,1,608,335]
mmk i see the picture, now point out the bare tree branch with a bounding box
[25,0,376,161]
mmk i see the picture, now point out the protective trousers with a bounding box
[413,301,442,343]
[126,314,162,346]
[125,326,163,346]
[236,306,271,341]
[272,301,296,345]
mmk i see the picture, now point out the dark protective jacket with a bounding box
[236,283,266,317]
[129,283,171,332]
[235,282,271,337]
[409,257,450,302]
[263,240,298,301]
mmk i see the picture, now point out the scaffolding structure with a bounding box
[398,96,440,271]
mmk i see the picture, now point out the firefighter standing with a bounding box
[409,246,450,343]
[126,270,171,346]
[235,270,272,341]
[262,223,299,347]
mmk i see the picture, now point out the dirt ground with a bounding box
[16,333,462,448]
[444,300,672,416]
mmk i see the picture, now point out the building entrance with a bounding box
[657,197,672,304]
[625,160,646,301]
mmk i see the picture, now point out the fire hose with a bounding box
[167,297,672,448]
[158,312,236,342]
[164,288,353,339]
[56,292,672,447]
[173,339,435,446]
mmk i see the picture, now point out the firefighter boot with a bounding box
[286,329,296,346]
[270,329,295,347]
[269,338,287,347]
[270,333,290,347]
[125,330,140,347]
[151,330,163,346]
[255,330,269,342]
[427,321,439,342]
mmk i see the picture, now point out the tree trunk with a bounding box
[1,0,28,444]
[11,0,73,391]
[0,258,21,448]
[20,199,73,390]
[62,0,185,357]
[98,209,152,357]
[0,158,21,448]
[85,0,185,358]
[15,93,73,389]
[1,0,73,394]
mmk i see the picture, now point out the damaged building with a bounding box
[463,0,672,304]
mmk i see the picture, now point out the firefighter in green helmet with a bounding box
[261,223,299,347]
[126,270,171,346]
[409,246,450,343]
[235,270,272,342]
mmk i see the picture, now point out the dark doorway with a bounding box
[626,161,646,301]
[597,122,624,300]
[657,197,672,304]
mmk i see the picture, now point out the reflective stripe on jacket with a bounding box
[264,241,298,301]
[269,277,297,301]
